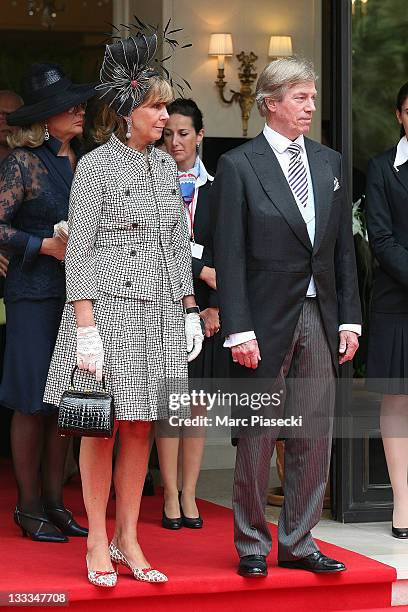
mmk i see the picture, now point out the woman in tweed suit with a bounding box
[44,31,203,587]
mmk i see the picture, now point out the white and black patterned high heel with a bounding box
[109,541,168,582]
[86,555,118,588]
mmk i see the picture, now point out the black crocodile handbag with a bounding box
[58,367,114,438]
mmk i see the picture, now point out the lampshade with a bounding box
[208,33,233,56]
[268,36,293,58]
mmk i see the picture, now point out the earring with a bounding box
[125,116,132,139]
[44,123,50,141]
[196,143,200,153]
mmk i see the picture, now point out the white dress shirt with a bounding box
[224,124,361,348]
[394,135,408,169]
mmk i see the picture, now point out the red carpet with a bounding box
[0,459,396,611]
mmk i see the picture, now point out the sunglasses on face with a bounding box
[67,102,87,115]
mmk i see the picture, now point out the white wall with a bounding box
[162,0,322,140]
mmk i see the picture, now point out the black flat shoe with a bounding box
[392,525,408,539]
[278,551,346,573]
[14,507,68,543]
[162,505,182,530]
[238,554,267,577]
[179,495,203,529]
[44,505,88,537]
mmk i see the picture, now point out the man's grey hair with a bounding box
[255,56,317,117]
[0,90,24,105]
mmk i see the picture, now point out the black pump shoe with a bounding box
[44,505,88,537]
[392,525,408,539]
[14,507,68,543]
[179,494,203,529]
[162,505,182,530]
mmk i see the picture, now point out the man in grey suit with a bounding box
[211,57,361,577]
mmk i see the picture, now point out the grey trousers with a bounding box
[233,299,335,561]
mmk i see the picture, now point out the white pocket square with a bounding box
[333,177,340,191]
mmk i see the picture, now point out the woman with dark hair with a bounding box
[366,81,408,539]
[0,63,94,543]
[44,32,203,586]
[158,98,228,529]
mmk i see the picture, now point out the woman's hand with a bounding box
[198,266,216,290]
[39,236,66,261]
[185,312,204,362]
[76,326,104,381]
[200,307,220,337]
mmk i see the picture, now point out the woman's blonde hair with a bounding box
[92,76,173,145]
[7,123,45,148]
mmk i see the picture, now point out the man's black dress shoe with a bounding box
[392,525,408,539]
[278,551,346,573]
[44,505,88,537]
[238,554,268,577]
[162,505,182,530]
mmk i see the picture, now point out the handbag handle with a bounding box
[70,366,107,391]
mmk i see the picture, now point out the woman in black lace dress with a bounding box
[0,63,95,542]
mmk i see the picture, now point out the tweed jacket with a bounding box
[65,133,194,303]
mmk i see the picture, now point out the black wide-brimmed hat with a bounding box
[7,63,96,127]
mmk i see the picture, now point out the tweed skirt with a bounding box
[44,265,189,421]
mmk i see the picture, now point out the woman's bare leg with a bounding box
[156,433,181,518]
[381,395,408,527]
[112,420,152,567]
[180,436,205,517]
[80,425,117,571]
[180,409,205,517]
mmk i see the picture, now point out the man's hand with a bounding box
[198,266,217,290]
[231,339,261,369]
[338,330,359,365]
[200,307,220,337]
[0,253,9,277]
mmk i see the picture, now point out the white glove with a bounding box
[76,326,104,382]
[53,220,69,244]
[185,313,204,363]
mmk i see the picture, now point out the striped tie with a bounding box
[287,143,308,207]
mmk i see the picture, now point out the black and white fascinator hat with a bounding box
[96,17,192,117]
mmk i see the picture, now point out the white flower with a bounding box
[352,198,368,241]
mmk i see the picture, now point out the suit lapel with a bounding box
[304,138,334,254]
[246,133,312,251]
[388,147,408,197]
[193,182,210,239]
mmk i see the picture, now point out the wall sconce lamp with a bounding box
[268,36,293,59]
[208,33,257,137]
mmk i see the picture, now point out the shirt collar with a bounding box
[108,132,155,164]
[394,136,408,168]
[197,156,213,187]
[178,156,213,188]
[178,155,200,179]
[263,123,305,155]
[43,134,82,158]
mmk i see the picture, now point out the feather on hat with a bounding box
[96,18,192,117]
